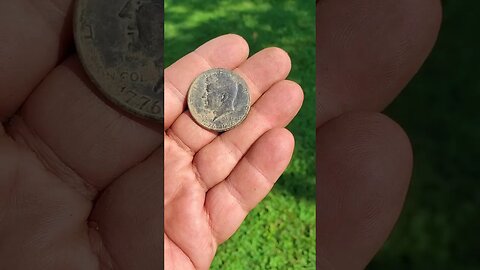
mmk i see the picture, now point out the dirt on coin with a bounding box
[188,68,250,132]
[74,0,163,121]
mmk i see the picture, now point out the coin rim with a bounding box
[187,68,251,132]
[73,0,163,122]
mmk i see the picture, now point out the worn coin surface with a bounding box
[74,0,163,121]
[188,69,250,132]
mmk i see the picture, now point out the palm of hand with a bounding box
[163,35,302,269]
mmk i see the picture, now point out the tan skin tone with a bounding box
[0,1,441,270]
[164,35,303,269]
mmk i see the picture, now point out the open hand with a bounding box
[164,34,303,269]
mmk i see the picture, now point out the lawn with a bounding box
[369,1,480,269]
[165,0,316,269]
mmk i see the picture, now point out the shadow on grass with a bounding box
[165,0,316,202]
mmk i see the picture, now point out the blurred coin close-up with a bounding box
[74,0,164,121]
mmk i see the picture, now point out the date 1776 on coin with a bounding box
[188,69,251,132]
[74,0,163,121]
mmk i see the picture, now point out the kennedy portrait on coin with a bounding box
[203,72,242,122]
[188,68,250,131]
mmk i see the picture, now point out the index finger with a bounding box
[164,34,249,129]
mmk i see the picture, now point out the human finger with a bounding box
[0,0,74,120]
[205,128,294,243]
[317,112,412,269]
[316,0,442,126]
[194,80,302,189]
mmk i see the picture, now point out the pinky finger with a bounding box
[204,128,294,244]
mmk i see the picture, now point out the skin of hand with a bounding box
[316,0,442,269]
[164,35,303,269]
[0,2,303,270]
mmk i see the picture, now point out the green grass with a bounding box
[368,1,480,269]
[165,0,316,269]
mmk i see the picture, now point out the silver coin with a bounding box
[188,69,250,132]
[74,0,163,121]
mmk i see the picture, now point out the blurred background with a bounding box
[369,1,480,269]
[165,0,316,269]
